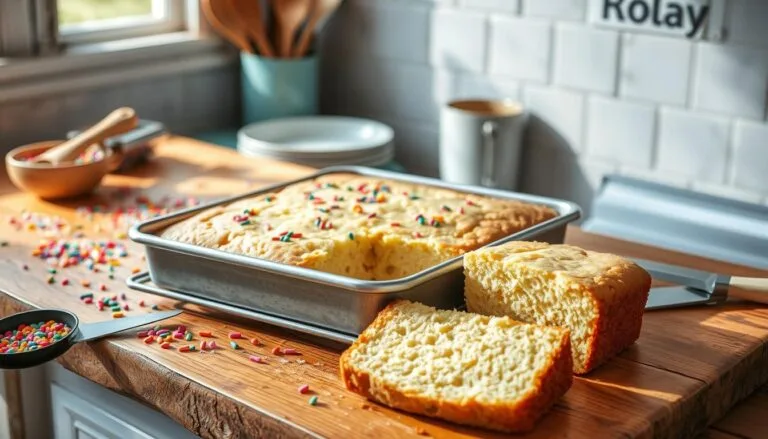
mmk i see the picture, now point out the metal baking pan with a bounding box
[127,272,357,344]
[128,166,581,337]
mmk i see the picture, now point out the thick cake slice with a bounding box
[464,241,651,374]
[339,300,573,432]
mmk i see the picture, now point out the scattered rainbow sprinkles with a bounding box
[32,238,128,269]
[0,320,71,354]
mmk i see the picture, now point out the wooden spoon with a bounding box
[201,0,254,53]
[32,107,138,165]
[229,0,275,57]
[271,0,314,58]
[292,0,342,57]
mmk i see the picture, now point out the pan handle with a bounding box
[729,277,768,304]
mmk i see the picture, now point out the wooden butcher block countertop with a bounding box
[0,136,767,439]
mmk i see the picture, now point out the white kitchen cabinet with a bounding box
[45,364,199,439]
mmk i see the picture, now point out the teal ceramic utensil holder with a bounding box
[240,52,318,125]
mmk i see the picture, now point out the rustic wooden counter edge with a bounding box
[1,136,767,438]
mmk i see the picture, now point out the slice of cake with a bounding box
[464,241,651,374]
[339,300,573,432]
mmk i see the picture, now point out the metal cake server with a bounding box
[635,259,768,310]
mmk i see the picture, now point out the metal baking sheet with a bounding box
[127,272,357,344]
[128,166,581,335]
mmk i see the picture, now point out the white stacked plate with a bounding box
[237,116,395,167]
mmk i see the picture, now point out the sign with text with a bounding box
[588,0,711,39]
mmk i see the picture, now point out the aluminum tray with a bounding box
[129,166,581,337]
[127,272,357,344]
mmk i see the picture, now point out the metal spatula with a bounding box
[635,259,768,310]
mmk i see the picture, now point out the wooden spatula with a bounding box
[231,0,275,57]
[201,0,254,53]
[32,107,138,165]
[271,0,314,58]
[292,0,342,57]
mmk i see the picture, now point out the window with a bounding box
[57,0,186,45]
[0,0,196,57]
[0,0,221,97]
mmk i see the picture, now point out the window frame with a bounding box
[0,0,227,102]
[57,0,186,46]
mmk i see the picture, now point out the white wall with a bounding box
[319,0,768,215]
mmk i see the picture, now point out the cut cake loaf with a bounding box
[339,300,573,432]
[464,241,651,374]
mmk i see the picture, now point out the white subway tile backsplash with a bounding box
[656,108,729,183]
[459,0,519,12]
[724,0,768,48]
[180,68,237,133]
[523,86,584,152]
[0,100,55,149]
[318,1,768,210]
[619,34,691,105]
[519,131,594,212]
[489,16,551,82]
[124,76,184,131]
[619,167,690,189]
[522,0,586,21]
[580,158,619,193]
[430,9,487,72]
[387,118,441,177]
[732,120,768,191]
[692,43,768,120]
[326,56,450,124]
[553,24,619,94]
[585,96,655,166]
[356,1,430,63]
[455,74,520,100]
[690,182,763,204]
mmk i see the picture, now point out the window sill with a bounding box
[0,32,237,103]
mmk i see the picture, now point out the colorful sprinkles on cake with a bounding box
[0,320,71,354]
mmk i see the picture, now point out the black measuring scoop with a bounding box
[0,309,181,369]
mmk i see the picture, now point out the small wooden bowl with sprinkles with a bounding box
[5,140,120,200]
[0,309,79,369]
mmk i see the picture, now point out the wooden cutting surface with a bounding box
[0,136,767,439]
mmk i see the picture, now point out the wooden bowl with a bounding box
[5,140,120,200]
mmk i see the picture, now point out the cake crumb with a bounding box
[415,427,431,436]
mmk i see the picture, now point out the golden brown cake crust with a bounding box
[160,173,557,280]
[339,300,573,433]
[580,269,650,373]
[463,241,651,374]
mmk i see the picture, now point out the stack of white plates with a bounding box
[237,116,395,167]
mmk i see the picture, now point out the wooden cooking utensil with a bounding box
[230,0,275,57]
[271,0,314,57]
[201,0,254,53]
[292,0,342,57]
[7,141,119,199]
[32,107,138,165]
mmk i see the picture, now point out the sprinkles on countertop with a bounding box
[32,238,128,270]
[0,320,71,354]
